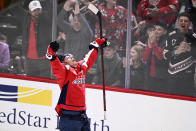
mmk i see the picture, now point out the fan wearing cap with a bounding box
[29,0,42,19]
[21,0,52,78]
[46,38,107,131]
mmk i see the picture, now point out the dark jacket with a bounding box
[130,64,145,90]
[185,0,196,32]
[93,53,122,87]
[163,30,196,77]
[22,10,52,57]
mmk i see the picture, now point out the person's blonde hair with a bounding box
[131,44,144,68]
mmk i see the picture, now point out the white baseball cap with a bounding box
[29,0,42,11]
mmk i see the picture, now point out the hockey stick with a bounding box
[80,0,98,13]
[88,3,107,120]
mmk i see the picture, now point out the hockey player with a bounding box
[163,12,196,97]
[46,38,107,131]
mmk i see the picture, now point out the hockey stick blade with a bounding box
[88,3,99,15]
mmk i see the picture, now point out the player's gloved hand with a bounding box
[50,41,59,52]
[95,38,107,47]
[46,41,59,60]
[89,38,107,50]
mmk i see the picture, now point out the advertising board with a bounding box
[0,77,196,131]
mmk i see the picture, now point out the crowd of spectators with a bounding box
[0,0,196,97]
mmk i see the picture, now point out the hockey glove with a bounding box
[89,38,107,50]
[50,41,59,52]
[46,41,59,60]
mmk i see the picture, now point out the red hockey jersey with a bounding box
[50,49,98,116]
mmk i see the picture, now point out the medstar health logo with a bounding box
[0,84,52,106]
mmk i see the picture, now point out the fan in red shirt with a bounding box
[137,0,179,25]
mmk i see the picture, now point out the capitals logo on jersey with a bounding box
[72,78,85,85]
[72,71,85,87]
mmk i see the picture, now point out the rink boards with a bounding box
[0,76,196,131]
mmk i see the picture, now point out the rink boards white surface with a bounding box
[0,76,196,131]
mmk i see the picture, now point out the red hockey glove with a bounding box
[46,46,55,60]
[95,38,106,46]
[46,41,59,60]
[89,38,107,50]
